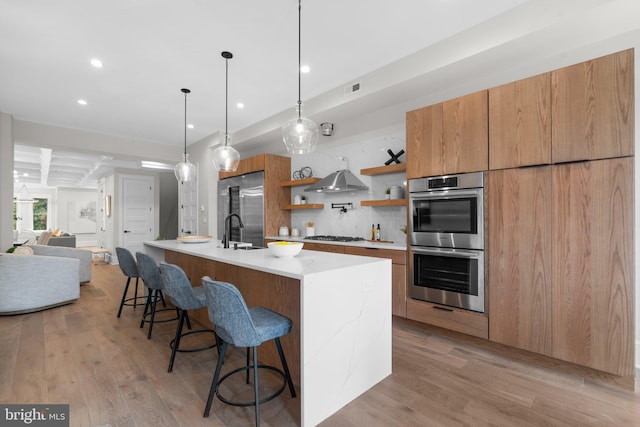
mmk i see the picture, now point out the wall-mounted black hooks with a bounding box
[332,202,353,213]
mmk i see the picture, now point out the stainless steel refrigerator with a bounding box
[217,171,264,247]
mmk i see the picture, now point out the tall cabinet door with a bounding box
[489,73,551,170]
[551,49,634,163]
[406,103,443,179]
[552,157,634,376]
[487,167,552,355]
[442,90,488,175]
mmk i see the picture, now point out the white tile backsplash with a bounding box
[290,122,407,244]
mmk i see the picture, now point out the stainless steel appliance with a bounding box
[217,171,264,247]
[408,172,485,313]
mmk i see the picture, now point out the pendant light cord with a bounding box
[297,0,302,120]
[221,51,233,147]
[225,55,229,144]
[181,88,190,157]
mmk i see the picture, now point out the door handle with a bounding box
[124,230,131,233]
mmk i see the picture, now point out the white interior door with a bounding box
[121,175,154,254]
[179,177,198,236]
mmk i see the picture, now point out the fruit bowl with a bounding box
[267,241,304,258]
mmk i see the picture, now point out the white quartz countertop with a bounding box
[144,239,390,280]
[265,236,407,251]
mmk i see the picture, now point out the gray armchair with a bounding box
[28,245,92,283]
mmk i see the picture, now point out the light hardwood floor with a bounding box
[1,264,639,426]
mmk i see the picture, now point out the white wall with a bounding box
[289,123,407,243]
[56,188,99,247]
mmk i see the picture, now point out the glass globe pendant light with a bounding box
[211,51,240,172]
[174,88,197,182]
[282,0,319,154]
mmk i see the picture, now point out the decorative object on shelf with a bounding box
[384,149,405,165]
[331,202,352,213]
[320,122,334,136]
[211,51,240,172]
[300,195,306,204]
[292,166,313,180]
[385,188,391,199]
[294,194,302,205]
[174,88,197,182]
[281,0,319,155]
[390,185,403,200]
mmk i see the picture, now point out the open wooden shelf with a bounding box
[281,203,324,210]
[360,199,407,207]
[360,163,406,176]
[279,177,321,187]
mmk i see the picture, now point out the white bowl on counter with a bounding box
[267,241,304,258]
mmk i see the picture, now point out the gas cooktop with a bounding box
[304,235,365,242]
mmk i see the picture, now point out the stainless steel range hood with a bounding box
[304,169,369,193]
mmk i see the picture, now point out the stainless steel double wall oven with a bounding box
[408,172,485,313]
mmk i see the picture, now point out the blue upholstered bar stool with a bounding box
[115,247,144,318]
[159,262,219,372]
[201,277,296,427]
[136,252,179,339]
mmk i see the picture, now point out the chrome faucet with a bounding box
[222,213,244,248]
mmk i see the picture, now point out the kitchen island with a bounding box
[143,239,392,427]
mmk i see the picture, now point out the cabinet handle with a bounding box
[432,305,454,312]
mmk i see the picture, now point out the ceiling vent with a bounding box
[344,81,361,96]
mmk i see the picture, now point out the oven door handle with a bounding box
[410,246,481,258]
[409,189,481,200]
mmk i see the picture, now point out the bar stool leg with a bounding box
[140,290,152,329]
[147,289,158,339]
[275,337,296,397]
[133,277,139,308]
[204,341,228,417]
[117,277,132,318]
[253,346,260,427]
[168,309,187,372]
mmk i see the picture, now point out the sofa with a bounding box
[48,235,76,247]
[28,245,92,283]
[0,252,80,314]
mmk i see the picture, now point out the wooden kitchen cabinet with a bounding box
[406,91,488,179]
[301,242,345,254]
[551,157,634,376]
[487,167,552,355]
[551,49,634,163]
[487,158,634,376]
[489,73,551,169]
[344,246,407,317]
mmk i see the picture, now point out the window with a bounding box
[13,197,49,231]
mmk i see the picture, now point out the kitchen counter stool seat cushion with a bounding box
[115,247,144,318]
[202,277,296,426]
[136,252,179,339]
[159,262,218,372]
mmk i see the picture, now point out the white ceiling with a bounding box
[3,0,640,188]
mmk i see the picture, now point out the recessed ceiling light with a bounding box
[300,65,310,73]
[187,124,194,129]
[77,99,87,105]
[23,173,28,177]
[90,58,103,68]
[237,102,245,109]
